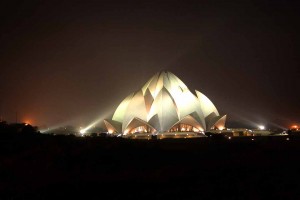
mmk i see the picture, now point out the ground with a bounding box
[1,134,300,199]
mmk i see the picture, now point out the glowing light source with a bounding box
[108,129,114,134]
[218,126,224,130]
[258,125,265,130]
[79,114,108,135]
[291,125,298,129]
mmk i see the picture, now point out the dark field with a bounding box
[1,135,300,199]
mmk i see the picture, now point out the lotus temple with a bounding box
[104,71,226,139]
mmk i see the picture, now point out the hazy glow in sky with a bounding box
[0,0,299,129]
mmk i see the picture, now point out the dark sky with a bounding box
[0,0,299,130]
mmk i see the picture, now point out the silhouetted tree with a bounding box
[21,124,38,134]
[0,121,8,133]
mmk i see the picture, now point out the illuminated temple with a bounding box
[104,71,226,138]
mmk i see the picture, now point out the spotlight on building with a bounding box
[79,115,107,136]
[79,129,87,136]
[80,129,86,134]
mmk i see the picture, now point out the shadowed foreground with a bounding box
[1,134,300,199]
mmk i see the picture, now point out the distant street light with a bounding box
[258,125,265,130]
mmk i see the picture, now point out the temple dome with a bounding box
[104,71,226,136]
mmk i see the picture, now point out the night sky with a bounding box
[1,0,299,130]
